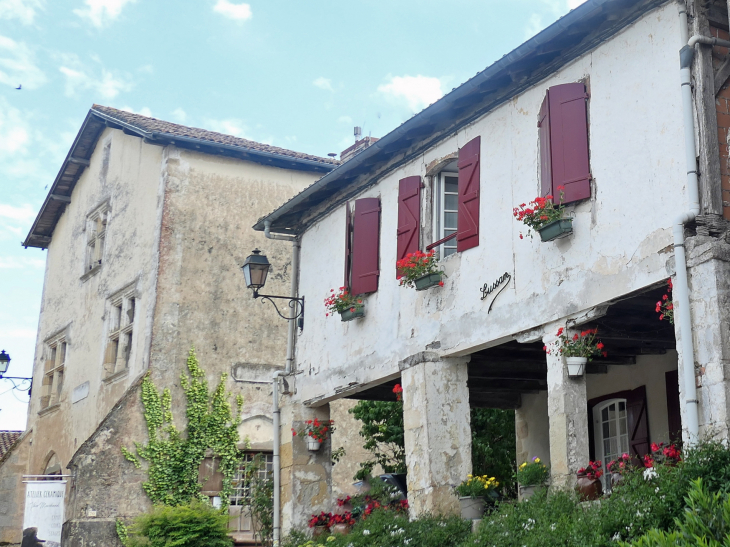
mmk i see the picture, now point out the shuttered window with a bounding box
[396,176,421,277]
[539,82,591,204]
[457,136,481,252]
[350,197,381,295]
[344,202,352,288]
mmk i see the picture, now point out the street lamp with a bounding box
[0,350,32,395]
[242,249,304,328]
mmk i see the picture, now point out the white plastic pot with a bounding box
[306,438,321,451]
[566,356,587,377]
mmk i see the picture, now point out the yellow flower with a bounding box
[326,537,336,543]
[519,462,527,469]
[535,458,541,463]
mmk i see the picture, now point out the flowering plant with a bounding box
[392,384,403,402]
[655,279,674,324]
[516,457,549,486]
[607,453,632,474]
[324,287,363,316]
[308,511,333,528]
[396,250,445,288]
[578,460,603,480]
[293,418,335,443]
[643,442,681,468]
[329,512,356,526]
[454,474,500,498]
[545,327,607,360]
[513,186,566,239]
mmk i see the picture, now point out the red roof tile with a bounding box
[0,431,22,459]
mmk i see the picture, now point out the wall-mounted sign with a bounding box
[23,480,66,546]
[72,381,90,403]
[480,272,511,313]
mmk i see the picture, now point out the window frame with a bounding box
[432,168,459,258]
[40,332,67,414]
[82,202,110,279]
[103,285,136,381]
[592,398,630,491]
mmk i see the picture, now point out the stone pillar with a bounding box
[401,357,471,517]
[279,393,332,535]
[682,237,730,441]
[544,328,590,489]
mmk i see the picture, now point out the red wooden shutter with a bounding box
[344,202,352,289]
[627,385,650,465]
[457,136,480,252]
[396,176,421,278]
[351,197,380,295]
[665,370,681,444]
[538,94,552,198]
[548,82,591,204]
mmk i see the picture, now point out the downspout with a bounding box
[675,4,730,444]
[265,219,299,547]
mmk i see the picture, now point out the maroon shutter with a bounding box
[344,202,352,289]
[457,136,480,252]
[538,94,552,198]
[548,82,591,204]
[351,197,380,295]
[665,370,682,444]
[396,176,421,278]
[627,386,650,465]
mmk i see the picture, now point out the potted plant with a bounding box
[513,186,572,242]
[396,250,445,291]
[607,453,632,488]
[454,474,499,520]
[293,418,336,451]
[330,512,356,535]
[545,327,607,377]
[308,512,333,537]
[576,460,603,501]
[643,442,681,468]
[324,287,364,322]
[516,456,549,501]
[655,279,674,324]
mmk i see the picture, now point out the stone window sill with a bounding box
[38,403,60,417]
[102,368,129,384]
[81,264,102,282]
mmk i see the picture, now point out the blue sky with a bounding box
[0,0,585,430]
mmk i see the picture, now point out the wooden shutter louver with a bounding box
[396,176,421,278]
[626,385,650,465]
[351,197,381,295]
[457,136,481,252]
[344,202,352,289]
[546,82,591,204]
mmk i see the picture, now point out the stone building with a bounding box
[3,106,343,545]
[256,0,730,531]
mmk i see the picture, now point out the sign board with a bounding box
[23,481,66,546]
[72,381,90,403]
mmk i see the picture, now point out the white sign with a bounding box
[72,381,90,403]
[23,481,66,545]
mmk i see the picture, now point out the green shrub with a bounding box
[126,501,233,547]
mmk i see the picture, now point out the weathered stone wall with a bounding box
[0,433,30,546]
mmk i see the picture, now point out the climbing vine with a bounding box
[122,347,244,506]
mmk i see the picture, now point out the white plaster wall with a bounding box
[27,128,164,473]
[516,392,550,466]
[296,4,685,405]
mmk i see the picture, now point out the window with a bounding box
[85,203,109,274]
[593,399,629,489]
[228,453,274,540]
[103,287,135,379]
[40,335,67,412]
[344,198,381,295]
[432,168,459,258]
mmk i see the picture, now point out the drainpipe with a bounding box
[264,220,299,547]
[675,5,730,444]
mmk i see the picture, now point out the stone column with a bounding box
[544,327,590,489]
[682,237,730,441]
[401,356,471,517]
[279,393,332,535]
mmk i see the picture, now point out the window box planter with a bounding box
[566,356,587,377]
[458,496,486,520]
[414,272,443,291]
[339,307,364,322]
[538,218,573,242]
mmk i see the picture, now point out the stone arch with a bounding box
[41,451,62,476]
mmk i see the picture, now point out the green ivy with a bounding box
[122,347,244,506]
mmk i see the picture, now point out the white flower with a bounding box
[643,467,658,480]
[612,532,621,541]
[362,530,370,536]
[550,523,556,531]
[655,487,660,493]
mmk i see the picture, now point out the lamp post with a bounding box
[242,249,305,328]
[0,350,32,396]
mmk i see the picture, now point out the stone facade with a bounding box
[0,434,29,546]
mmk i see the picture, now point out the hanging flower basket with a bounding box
[396,250,445,290]
[537,218,573,242]
[545,327,606,377]
[339,307,365,322]
[414,272,443,291]
[324,287,364,321]
[306,438,321,451]
[566,356,587,377]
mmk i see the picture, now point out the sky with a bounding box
[0,0,587,430]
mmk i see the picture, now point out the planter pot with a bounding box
[414,272,443,291]
[306,438,322,451]
[458,496,486,520]
[538,218,573,242]
[566,356,587,377]
[332,523,352,535]
[339,307,364,322]
[576,474,603,501]
[610,472,623,488]
[518,484,539,501]
[312,525,329,538]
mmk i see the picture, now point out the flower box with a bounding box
[537,218,573,242]
[339,307,364,322]
[414,272,443,291]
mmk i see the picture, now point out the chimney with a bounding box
[340,127,379,163]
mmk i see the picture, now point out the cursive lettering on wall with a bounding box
[480,272,511,313]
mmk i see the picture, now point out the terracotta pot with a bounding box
[312,525,329,538]
[576,474,603,501]
[332,523,352,535]
[458,496,486,520]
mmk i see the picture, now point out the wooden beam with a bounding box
[468,378,547,391]
[68,156,90,167]
[49,194,71,203]
[469,392,522,410]
[715,56,730,95]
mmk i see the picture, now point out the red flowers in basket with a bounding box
[324,287,363,316]
[293,418,336,443]
[396,250,445,288]
[655,279,674,324]
[578,460,603,480]
[513,186,566,239]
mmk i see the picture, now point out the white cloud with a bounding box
[0,0,44,24]
[377,75,444,113]
[204,118,251,138]
[0,255,45,269]
[568,0,587,8]
[57,54,133,99]
[0,204,35,222]
[313,77,333,92]
[0,35,46,90]
[213,0,251,21]
[338,116,352,124]
[171,108,187,123]
[74,0,136,28]
[524,13,545,39]
[121,105,152,117]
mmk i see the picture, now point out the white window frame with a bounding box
[40,333,67,413]
[103,285,135,380]
[432,166,459,258]
[592,398,630,490]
